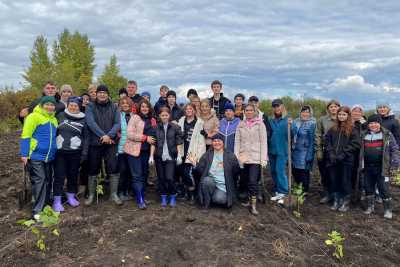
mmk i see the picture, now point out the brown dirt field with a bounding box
[1,131,400,266]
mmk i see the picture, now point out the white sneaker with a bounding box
[33,214,40,221]
[270,193,285,201]
[277,198,285,205]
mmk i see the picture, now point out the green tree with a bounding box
[22,35,54,91]
[98,54,127,99]
[52,29,95,94]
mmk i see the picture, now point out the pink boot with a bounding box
[52,196,65,212]
[66,193,80,207]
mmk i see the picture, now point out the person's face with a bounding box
[300,110,311,121]
[273,105,283,116]
[120,100,130,112]
[143,95,150,102]
[337,111,348,122]
[368,122,381,133]
[351,108,363,121]
[377,106,389,116]
[211,84,221,94]
[167,95,176,106]
[200,102,211,114]
[212,139,224,151]
[67,102,80,114]
[89,89,97,100]
[245,106,255,119]
[160,88,168,98]
[225,109,234,120]
[42,103,55,113]
[43,84,56,97]
[160,111,170,123]
[82,95,90,107]
[127,83,137,96]
[328,104,339,115]
[185,106,195,117]
[140,103,150,115]
[61,90,72,100]
[96,91,109,102]
[235,97,243,106]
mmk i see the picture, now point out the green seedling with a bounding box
[325,230,345,260]
[292,183,306,218]
[392,170,400,186]
[17,205,61,252]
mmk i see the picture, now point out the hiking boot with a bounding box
[109,174,123,205]
[84,176,97,206]
[363,195,375,215]
[66,192,80,207]
[338,196,350,212]
[52,196,64,212]
[249,196,259,216]
[383,198,393,219]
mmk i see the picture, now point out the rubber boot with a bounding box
[330,193,340,211]
[66,192,80,207]
[135,189,146,209]
[187,190,195,204]
[84,176,97,206]
[169,194,176,208]
[52,196,64,212]
[109,174,123,205]
[363,195,375,215]
[249,196,259,216]
[78,185,86,197]
[338,195,350,212]
[161,195,167,207]
[383,198,393,219]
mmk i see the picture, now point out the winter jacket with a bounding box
[219,117,241,153]
[244,109,272,138]
[118,111,134,154]
[201,112,220,145]
[85,100,120,146]
[325,127,361,167]
[124,114,157,157]
[169,104,184,122]
[380,114,400,146]
[20,105,58,162]
[154,97,167,116]
[56,109,86,152]
[178,116,206,163]
[292,117,316,170]
[208,93,231,119]
[268,116,295,156]
[196,149,240,208]
[154,122,184,159]
[359,128,400,177]
[234,119,268,164]
[315,115,336,156]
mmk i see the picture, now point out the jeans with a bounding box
[155,159,176,195]
[328,163,353,197]
[28,160,53,215]
[293,168,310,192]
[127,151,150,193]
[53,151,81,195]
[269,154,288,194]
[200,176,227,207]
[243,164,261,197]
[364,165,390,199]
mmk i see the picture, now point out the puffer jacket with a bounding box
[154,122,184,159]
[20,105,58,162]
[56,109,85,152]
[234,118,268,164]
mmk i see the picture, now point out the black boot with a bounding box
[330,193,340,211]
[338,195,350,212]
[363,195,375,215]
[383,198,393,219]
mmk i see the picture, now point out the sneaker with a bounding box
[277,198,285,205]
[270,193,285,201]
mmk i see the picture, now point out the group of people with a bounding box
[19,79,400,220]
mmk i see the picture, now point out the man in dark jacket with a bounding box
[191,133,240,210]
[154,85,169,116]
[127,80,142,112]
[208,80,231,120]
[166,90,184,123]
[376,102,400,146]
[84,85,122,206]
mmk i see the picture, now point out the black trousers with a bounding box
[293,168,310,192]
[328,163,353,197]
[118,153,132,194]
[182,163,196,189]
[243,164,260,197]
[53,151,81,195]
[155,159,176,195]
[28,160,53,215]
[88,145,118,176]
[318,156,330,193]
[364,165,390,199]
[79,160,89,186]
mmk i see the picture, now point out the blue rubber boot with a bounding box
[169,194,176,208]
[161,195,167,207]
[135,189,146,210]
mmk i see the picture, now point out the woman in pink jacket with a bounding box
[124,99,157,209]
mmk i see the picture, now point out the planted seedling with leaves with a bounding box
[325,230,345,260]
[292,183,306,218]
[391,169,400,186]
[17,205,61,252]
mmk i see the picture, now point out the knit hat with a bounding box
[166,90,177,98]
[141,91,151,98]
[272,99,283,107]
[224,102,235,111]
[96,84,109,94]
[67,96,82,106]
[40,96,56,106]
[211,133,224,142]
[367,114,382,124]
[351,104,364,111]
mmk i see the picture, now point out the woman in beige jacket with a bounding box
[199,99,219,149]
[234,104,268,215]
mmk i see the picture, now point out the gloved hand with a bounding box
[176,157,183,166]
[261,160,268,168]
[316,150,323,161]
[200,129,208,138]
[148,156,154,166]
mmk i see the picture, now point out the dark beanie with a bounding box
[167,90,177,98]
[367,114,382,124]
[211,133,224,142]
[97,84,109,94]
[67,96,82,106]
[40,96,56,106]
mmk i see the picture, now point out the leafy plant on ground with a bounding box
[325,230,345,260]
[391,169,400,186]
[17,205,61,252]
[292,183,306,218]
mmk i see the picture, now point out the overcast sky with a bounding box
[1,0,400,108]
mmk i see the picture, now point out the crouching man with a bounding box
[189,133,240,210]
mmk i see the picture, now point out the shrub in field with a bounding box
[325,230,345,260]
